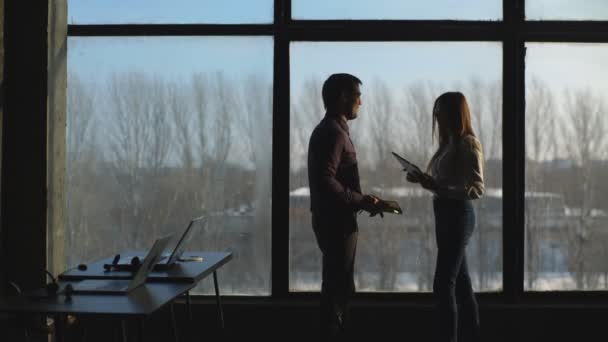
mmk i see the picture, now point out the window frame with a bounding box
[63,0,608,302]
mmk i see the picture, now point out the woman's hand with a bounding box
[419,173,438,191]
[405,170,422,183]
[406,170,438,191]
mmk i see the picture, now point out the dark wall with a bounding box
[3,299,602,342]
[1,0,48,294]
[139,300,608,342]
[0,0,5,298]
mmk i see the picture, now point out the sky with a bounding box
[290,42,502,98]
[526,43,608,100]
[68,0,274,24]
[68,38,608,112]
[526,0,608,20]
[68,0,608,23]
[68,36,274,84]
[67,0,608,95]
[68,38,502,96]
[292,0,501,20]
[67,1,608,143]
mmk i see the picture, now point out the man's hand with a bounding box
[361,194,379,210]
[361,194,384,218]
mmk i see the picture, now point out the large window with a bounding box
[289,42,503,292]
[51,1,608,298]
[65,37,273,295]
[525,43,608,291]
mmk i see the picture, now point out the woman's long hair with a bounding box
[427,92,476,171]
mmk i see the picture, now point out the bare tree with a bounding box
[181,72,213,216]
[399,82,436,163]
[174,71,236,218]
[354,80,440,292]
[66,73,99,265]
[401,81,438,291]
[289,77,324,290]
[464,78,503,290]
[236,74,273,290]
[196,72,235,214]
[189,72,274,294]
[467,78,502,161]
[364,79,397,168]
[162,80,196,224]
[65,71,276,295]
[560,88,607,289]
[105,72,174,249]
[291,77,324,175]
[354,79,409,291]
[524,77,559,289]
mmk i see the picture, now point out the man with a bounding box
[307,73,382,340]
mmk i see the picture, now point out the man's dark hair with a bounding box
[322,73,362,110]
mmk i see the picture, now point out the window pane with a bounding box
[290,42,503,292]
[62,37,273,295]
[68,0,273,24]
[293,0,502,20]
[526,0,608,21]
[525,43,608,291]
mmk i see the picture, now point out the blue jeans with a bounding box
[433,198,481,342]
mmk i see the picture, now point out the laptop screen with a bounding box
[166,216,206,265]
[128,234,173,291]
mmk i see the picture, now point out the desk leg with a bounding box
[213,271,224,329]
[186,291,192,321]
[82,325,87,342]
[170,303,179,342]
[120,319,128,342]
[54,314,66,342]
[18,314,30,342]
[137,317,145,342]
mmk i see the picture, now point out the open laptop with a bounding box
[113,216,206,270]
[154,216,206,270]
[70,234,173,294]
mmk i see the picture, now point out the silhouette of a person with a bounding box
[307,73,382,340]
[407,92,484,342]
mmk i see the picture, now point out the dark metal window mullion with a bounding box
[271,0,291,299]
[502,0,525,301]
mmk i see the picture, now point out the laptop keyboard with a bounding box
[74,280,130,292]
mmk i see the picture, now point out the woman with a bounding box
[407,92,484,342]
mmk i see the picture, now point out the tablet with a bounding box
[379,199,403,214]
[391,152,422,173]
